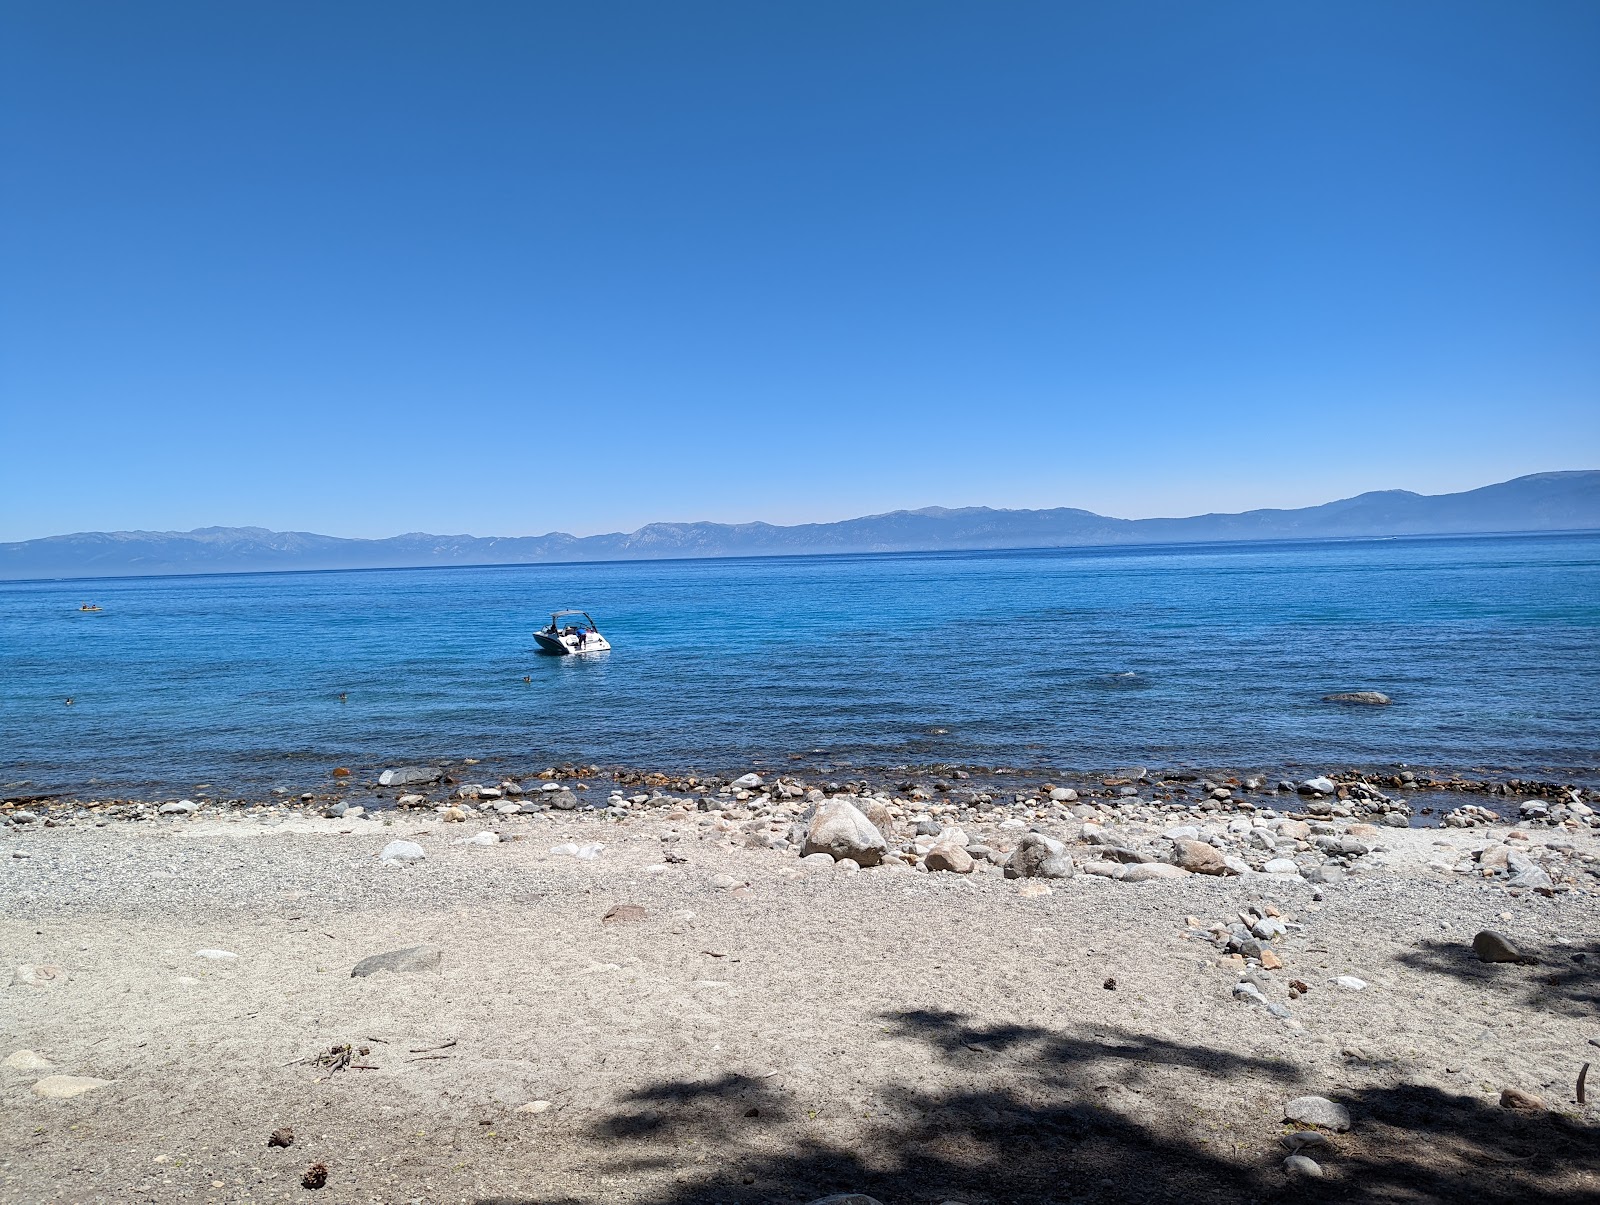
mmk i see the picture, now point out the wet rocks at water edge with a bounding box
[377,766,441,787]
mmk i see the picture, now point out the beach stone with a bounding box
[1253,917,1288,940]
[802,800,888,866]
[1472,930,1531,964]
[1504,851,1553,890]
[1049,787,1076,802]
[857,798,898,845]
[1003,833,1074,879]
[925,843,974,874]
[379,839,426,865]
[1121,862,1188,883]
[1171,838,1229,875]
[1334,975,1368,991]
[1284,1095,1351,1131]
[1263,858,1301,875]
[158,800,197,816]
[517,1100,552,1114]
[1017,881,1052,897]
[1082,861,1126,879]
[1283,1154,1324,1178]
[834,858,861,873]
[1323,691,1391,705]
[602,904,648,924]
[1499,1087,1546,1111]
[799,852,834,869]
[1233,982,1269,1006]
[4,1050,53,1071]
[710,873,741,890]
[1277,819,1311,840]
[12,964,67,988]
[9,811,39,824]
[350,945,442,978]
[378,766,441,787]
[732,773,764,790]
[1299,777,1337,796]
[32,1075,112,1100]
[1281,1131,1329,1151]
[549,789,578,810]
[396,794,428,809]
[454,831,499,846]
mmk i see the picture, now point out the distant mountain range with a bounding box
[4,471,1597,580]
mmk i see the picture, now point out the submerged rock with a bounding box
[1323,691,1391,705]
[378,766,441,787]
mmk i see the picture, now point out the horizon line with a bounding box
[6,467,1596,546]
[5,526,1598,588]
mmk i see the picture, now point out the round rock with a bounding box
[1284,1095,1351,1132]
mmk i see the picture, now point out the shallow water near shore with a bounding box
[3,532,1598,797]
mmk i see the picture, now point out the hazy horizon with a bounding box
[4,468,1593,545]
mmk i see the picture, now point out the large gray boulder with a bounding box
[1323,691,1391,705]
[1003,833,1074,879]
[801,799,888,866]
[378,766,441,787]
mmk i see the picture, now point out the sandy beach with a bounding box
[4,771,1599,1204]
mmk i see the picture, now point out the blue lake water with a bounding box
[3,533,1598,797]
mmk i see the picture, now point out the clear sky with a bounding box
[2,1,1597,542]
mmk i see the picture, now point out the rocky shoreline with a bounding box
[6,756,1600,1201]
[7,762,1598,898]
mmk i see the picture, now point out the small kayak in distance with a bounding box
[534,609,611,656]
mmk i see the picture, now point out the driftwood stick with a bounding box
[1579,1062,1589,1105]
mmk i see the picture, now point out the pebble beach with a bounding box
[5,762,1599,1203]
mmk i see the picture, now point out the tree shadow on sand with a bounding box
[1397,939,1600,1018]
[476,1009,1597,1204]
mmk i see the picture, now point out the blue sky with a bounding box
[2,1,1596,541]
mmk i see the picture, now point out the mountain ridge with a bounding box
[4,470,1597,580]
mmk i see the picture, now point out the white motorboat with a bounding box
[534,609,611,656]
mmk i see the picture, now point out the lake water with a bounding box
[3,533,1598,798]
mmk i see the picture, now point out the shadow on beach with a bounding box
[467,1010,1600,1205]
[1397,939,1600,1019]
